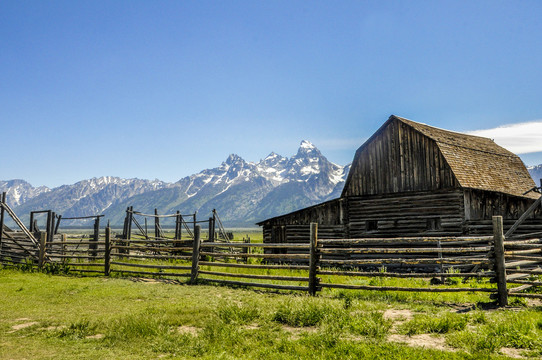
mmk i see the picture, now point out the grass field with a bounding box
[2,268,542,359]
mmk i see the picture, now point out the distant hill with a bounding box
[2,141,349,227]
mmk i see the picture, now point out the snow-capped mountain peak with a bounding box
[300,140,316,150]
[2,141,351,226]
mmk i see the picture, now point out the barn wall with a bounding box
[261,190,466,242]
[463,189,541,220]
[346,189,465,237]
[343,119,459,197]
[260,198,345,228]
[463,188,542,235]
[260,198,345,243]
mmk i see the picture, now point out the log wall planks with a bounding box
[343,119,459,197]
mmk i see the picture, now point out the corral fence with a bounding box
[0,193,539,306]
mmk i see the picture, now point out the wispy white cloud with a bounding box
[466,121,542,154]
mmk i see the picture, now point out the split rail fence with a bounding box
[2,205,542,306]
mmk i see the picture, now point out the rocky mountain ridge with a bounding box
[3,150,541,227]
[3,141,348,227]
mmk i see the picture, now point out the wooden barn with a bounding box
[257,115,542,243]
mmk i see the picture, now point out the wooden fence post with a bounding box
[90,216,100,257]
[104,226,111,276]
[190,225,201,284]
[61,233,67,263]
[154,208,160,239]
[175,211,181,247]
[208,217,215,255]
[38,232,47,270]
[0,192,5,256]
[308,222,319,296]
[493,216,508,306]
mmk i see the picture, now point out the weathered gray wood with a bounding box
[38,232,47,269]
[104,226,111,276]
[200,242,310,249]
[507,268,542,274]
[506,279,542,286]
[109,253,192,261]
[508,284,533,293]
[112,244,193,252]
[175,211,181,241]
[0,202,39,246]
[508,293,542,299]
[201,278,309,291]
[110,261,191,270]
[90,217,99,257]
[199,252,310,259]
[65,263,105,268]
[0,192,5,256]
[493,216,508,306]
[505,260,542,268]
[505,196,542,238]
[320,283,495,292]
[198,270,309,282]
[308,223,319,295]
[317,270,495,278]
[319,236,492,245]
[190,225,201,284]
[319,247,491,254]
[505,255,542,261]
[110,269,191,277]
[320,258,491,265]
[198,261,310,270]
[154,209,160,239]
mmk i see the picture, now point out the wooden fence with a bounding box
[3,214,541,306]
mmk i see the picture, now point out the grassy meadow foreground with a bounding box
[2,270,542,359]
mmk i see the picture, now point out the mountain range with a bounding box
[1,141,348,227]
[528,165,542,186]
[2,142,540,228]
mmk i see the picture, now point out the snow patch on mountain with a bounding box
[3,140,350,226]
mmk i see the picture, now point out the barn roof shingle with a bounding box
[394,116,538,199]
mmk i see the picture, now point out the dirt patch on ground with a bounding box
[500,347,526,359]
[383,309,414,321]
[44,325,66,331]
[388,333,454,352]
[177,326,200,336]
[85,334,104,339]
[244,323,259,330]
[10,322,38,332]
[385,308,414,333]
[282,325,317,340]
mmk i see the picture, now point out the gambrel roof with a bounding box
[343,115,539,199]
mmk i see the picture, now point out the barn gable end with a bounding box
[342,116,459,197]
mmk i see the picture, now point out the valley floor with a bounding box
[1,270,542,359]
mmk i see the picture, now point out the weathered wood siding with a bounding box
[343,119,459,197]
[260,198,345,228]
[463,189,542,220]
[463,189,542,235]
[261,190,466,242]
[347,190,465,237]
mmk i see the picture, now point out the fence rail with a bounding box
[3,216,541,306]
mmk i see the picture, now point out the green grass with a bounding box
[1,268,539,359]
[0,229,536,359]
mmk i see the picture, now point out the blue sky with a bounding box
[2,1,542,187]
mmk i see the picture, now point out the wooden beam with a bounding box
[493,216,508,307]
[505,196,542,238]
